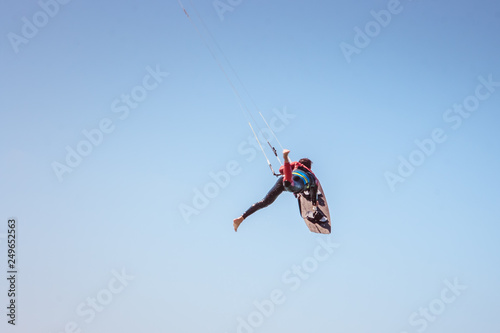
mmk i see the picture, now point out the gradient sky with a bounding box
[1,0,500,332]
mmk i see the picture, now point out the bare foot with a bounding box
[233,216,244,232]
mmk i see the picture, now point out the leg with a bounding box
[242,176,284,218]
[234,177,284,231]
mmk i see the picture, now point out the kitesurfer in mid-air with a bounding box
[233,149,317,232]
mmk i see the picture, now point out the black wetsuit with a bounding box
[241,168,317,219]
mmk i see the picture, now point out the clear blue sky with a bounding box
[1,0,499,332]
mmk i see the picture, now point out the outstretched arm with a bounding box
[283,149,290,163]
[282,149,292,185]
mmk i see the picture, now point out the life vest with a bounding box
[292,169,314,189]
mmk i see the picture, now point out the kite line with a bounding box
[177,0,285,176]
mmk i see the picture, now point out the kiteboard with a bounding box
[297,180,331,234]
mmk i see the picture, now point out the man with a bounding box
[233,149,317,232]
